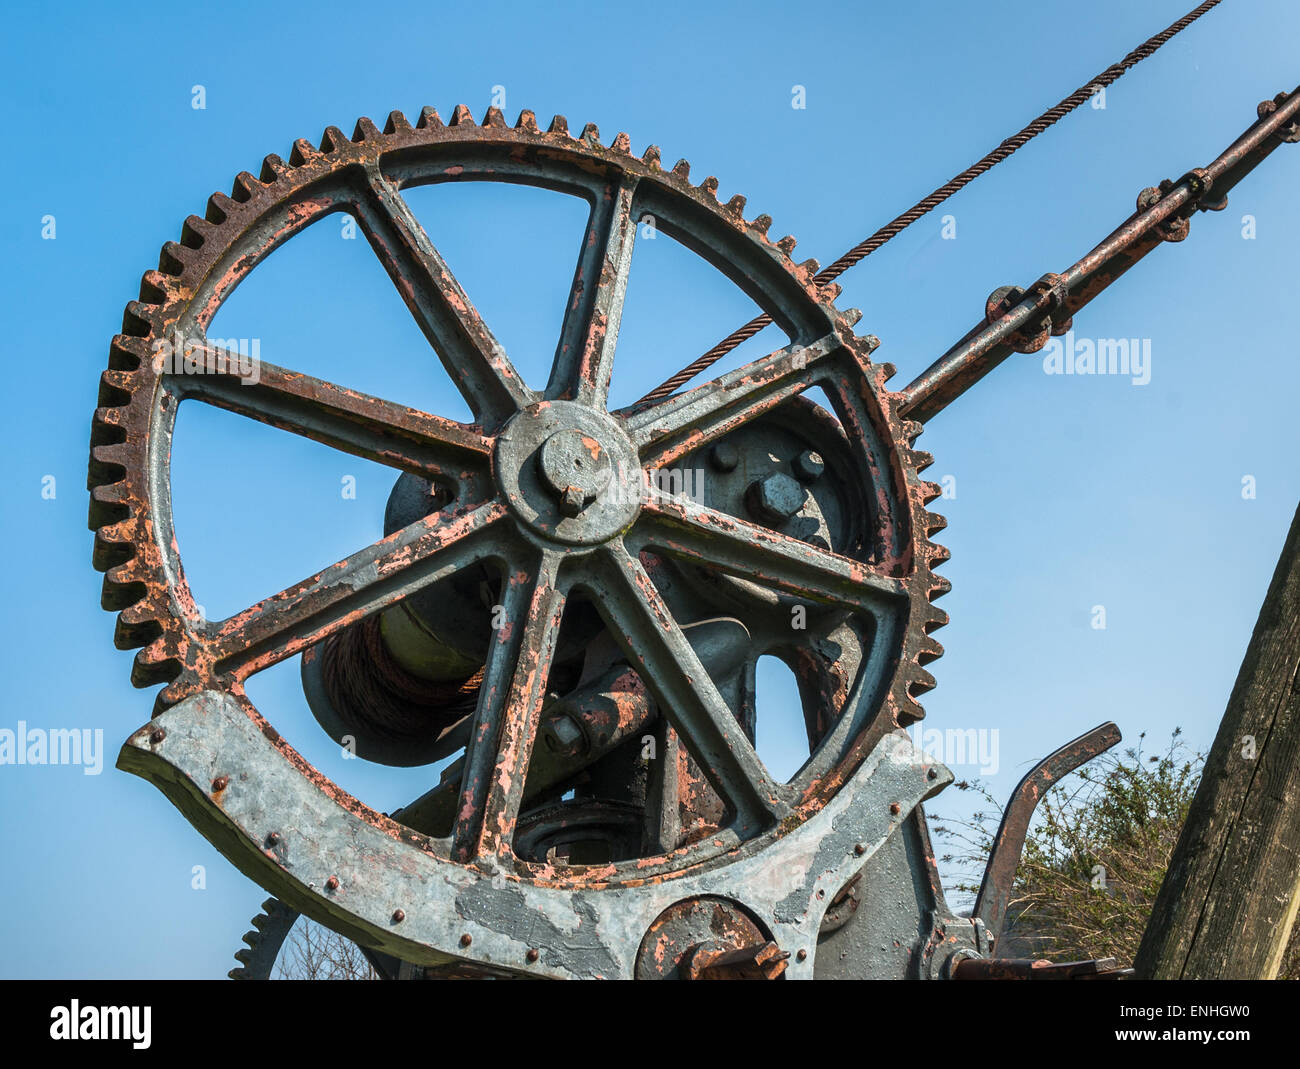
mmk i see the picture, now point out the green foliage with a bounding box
[933,729,1202,968]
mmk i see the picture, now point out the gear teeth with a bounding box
[417,106,444,130]
[924,607,950,632]
[352,116,382,142]
[450,104,475,127]
[158,242,188,276]
[317,126,348,153]
[289,138,319,167]
[259,153,290,183]
[819,281,841,301]
[383,110,412,134]
[842,307,862,326]
[864,335,881,354]
[917,636,944,666]
[611,131,631,153]
[482,106,507,128]
[752,214,772,235]
[548,115,570,136]
[180,215,213,251]
[580,122,601,145]
[131,641,182,688]
[908,668,937,697]
[672,158,691,179]
[912,450,935,473]
[108,335,150,372]
[927,543,951,568]
[121,301,156,338]
[724,194,746,215]
[205,192,237,225]
[642,144,662,168]
[799,257,820,276]
[138,271,168,304]
[229,898,298,980]
[515,109,540,134]
[699,176,719,198]
[230,171,261,203]
[777,235,797,255]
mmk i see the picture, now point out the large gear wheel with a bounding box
[88,105,952,978]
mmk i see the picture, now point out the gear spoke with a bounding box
[546,173,640,408]
[625,333,844,469]
[585,542,787,835]
[450,550,567,863]
[170,343,491,478]
[633,496,908,614]
[211,499,510,680]
[352,166,536,426]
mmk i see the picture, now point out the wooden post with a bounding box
[1134,502,1300,979]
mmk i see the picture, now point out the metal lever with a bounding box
[971,721,1122,947]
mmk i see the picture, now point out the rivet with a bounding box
[149,728,166,745]
[211,775,229,792]
[927,767,939,780]
[325,876,339,892]
[392,909,405,924]
[890,802,901,815]
[796,949,808,962]
[267,832,281,846]
[526,948,539,964]
[854,843,865,856]
[460,933,472,948]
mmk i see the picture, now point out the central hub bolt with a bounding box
[538,428,613,517]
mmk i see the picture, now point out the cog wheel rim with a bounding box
[88,105,949,903]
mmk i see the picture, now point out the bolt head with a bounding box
[392,909,405,924]
[559,486,585,517]
[325,876,339,892]
[889,802,901,816]
[793,449,824,483]
[538,428,611,515]
[543,714,586,756]
[460,933,473,948]
[526,948,539,964]
[746,472,806,526]
[708,442,739,472]
[211,776,229,793]
[149,728,166,745]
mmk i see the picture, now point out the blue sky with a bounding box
[2,0,1297,978]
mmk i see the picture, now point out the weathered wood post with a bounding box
[1134,502,1300,979]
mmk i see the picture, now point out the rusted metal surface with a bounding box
[951,956,1129,980]
[90,83,1287,980]
[900,86,1300,424]
[120,693,952,978]
[971,722,1122,948]
[90,107,960,977]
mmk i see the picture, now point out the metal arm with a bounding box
[900,86,1300,424]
